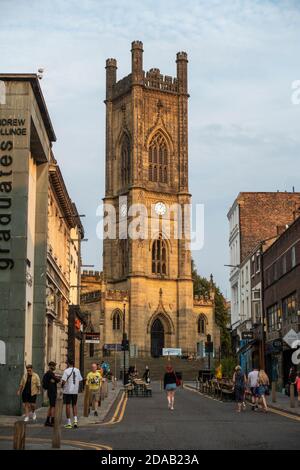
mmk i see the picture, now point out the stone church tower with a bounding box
[102,41,194,357]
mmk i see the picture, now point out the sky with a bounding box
[1,0,300,295]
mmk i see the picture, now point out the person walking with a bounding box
[257,369,270,413]
[143,365,150,384]
[163,365,177,411]
[232,366,246,413]
[42,361,60,426]
[61,359,83,429]
[86,362,102,417]
[248,367,259,411]
[17,364,41,422]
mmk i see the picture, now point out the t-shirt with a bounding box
[23,375,32,395]
[43,371,59,395]
[86,371,102,391]
[62,367,83,395]
[248,370,259,388]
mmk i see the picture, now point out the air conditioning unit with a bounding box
[251,289,261,301]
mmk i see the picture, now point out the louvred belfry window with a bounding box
[152,234,168,276]
[121,134,131,186]
[148,133,168,183]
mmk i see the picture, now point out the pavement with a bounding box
[0,381,121,450]
[0,381,299,450]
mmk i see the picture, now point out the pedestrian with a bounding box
[143,365,150,384]
[163,364,178,411]
[17,364,41,422]
[232,365,246,413]
[257,369,270,413]
[86,362,102,417]
[61,359,83,429]
[247,366,259,411]
[288,366,297,398]
[42,361,60,426]
[295,372,300,407]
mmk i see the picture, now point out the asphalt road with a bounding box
[1,383,299,450]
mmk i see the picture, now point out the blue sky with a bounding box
[1,0,300,294]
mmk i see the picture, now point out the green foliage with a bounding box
[220,356,236,379]
[192,260,232,358]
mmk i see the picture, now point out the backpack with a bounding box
[42,373,49,390]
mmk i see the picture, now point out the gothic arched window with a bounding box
[198,314,207,334]
[152,235,168,276]
[121,134,131,186]
[149,133,168,183]
[112,310,122,330]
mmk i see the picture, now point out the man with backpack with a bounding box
[42,361,60,427]
[61,359,83,429]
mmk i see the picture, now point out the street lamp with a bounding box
[122,296,128,386]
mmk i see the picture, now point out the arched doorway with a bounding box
[151,318,164,357]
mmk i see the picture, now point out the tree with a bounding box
[192,260,231,357]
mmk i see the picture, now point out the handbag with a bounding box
[174,372,181,387]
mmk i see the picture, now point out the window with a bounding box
[112,310,122,330]
[197,315,207,334]
[282,293,297,323]
[152,235,168,275]
[267,304,280,332]
[291,246,296,268]
[121,134,131,186]
[256,254,261,273]
[148,133,168,183]
[282,255,287,275]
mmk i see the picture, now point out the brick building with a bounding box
[228,192,300,329]
[263,214,300,388]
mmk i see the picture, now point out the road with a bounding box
[1,383,299,450]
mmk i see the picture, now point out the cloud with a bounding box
[1,0,300,292]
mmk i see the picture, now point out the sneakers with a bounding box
[94,411,98,417]
[32,412,37,422]
[64,423,72,429]
[73,421,78,429]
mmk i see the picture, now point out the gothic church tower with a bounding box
[103,41,193,356]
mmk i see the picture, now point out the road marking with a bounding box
[183,384,222,403]
[101,391,127,426]
[0,435,112,450]
[268,407,300,422]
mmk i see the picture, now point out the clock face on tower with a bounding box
[154,201,167,216]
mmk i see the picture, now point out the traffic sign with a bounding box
[162,348,182,356]
[242,331,254,340]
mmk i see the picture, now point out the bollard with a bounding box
[104,380,108,398]
[290,383,295,408]
[13,420,26,450]
[83,384,90,417]
[52,397,63,449]
[271,381,276,403]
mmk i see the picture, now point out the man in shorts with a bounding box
[86,362,102,417]
[248,367,259,411]
[62,359,83,429]
[42,361,60,426]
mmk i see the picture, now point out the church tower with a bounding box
[103,41,193,356]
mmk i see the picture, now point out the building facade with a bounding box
[0,75,83,414]
[227,192,300,350]
[264,214,300,389]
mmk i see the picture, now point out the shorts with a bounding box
[250,387,258,397]
[63,394,78,406]
[165,383,177,391]
[89,390,101,407]
[234,387,245,403]
[48,392,57,407]
[22,392,37,404]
